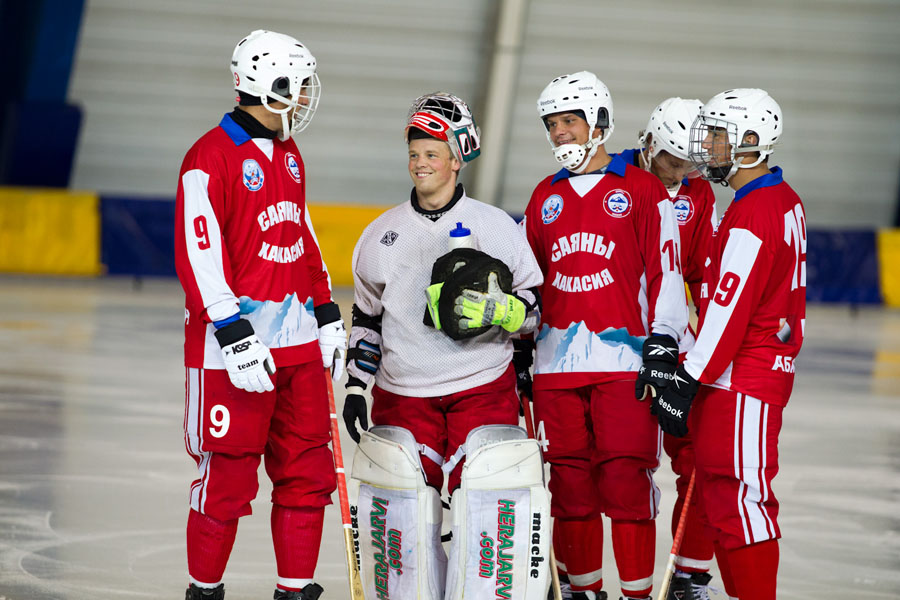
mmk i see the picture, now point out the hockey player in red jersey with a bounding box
[656,88,806,600]
[617,98,719,600]
[522,72,688,600]
[174,30,344,600]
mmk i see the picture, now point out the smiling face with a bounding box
[544,111,593,148]
[408,137,460,207]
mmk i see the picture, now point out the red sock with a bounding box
[555,516,604,591]
[186,509,238,584]
[552,518,568,577]
[728,539,779,600]
[611,519,655,598]
[673,496,714,571]
[713,541,737,598]
[271,505,325,582]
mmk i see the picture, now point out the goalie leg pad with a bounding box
[445,425,552,600]
[351,426,446,600]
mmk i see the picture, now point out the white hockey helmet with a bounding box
[537,71,614,173]
[689,88,782,185]
[405,92,481,168]
[231,30,320,140]
[640,97,703,162]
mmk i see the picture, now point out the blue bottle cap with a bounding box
[449,222,471,238]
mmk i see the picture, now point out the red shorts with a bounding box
[691,386,783,550]
[183,362,336,521]
[370,364,519,493]
[533,380,661,520]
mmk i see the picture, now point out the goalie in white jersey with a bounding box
[343,93,549,599]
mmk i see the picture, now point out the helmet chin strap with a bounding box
[553,131,604,173]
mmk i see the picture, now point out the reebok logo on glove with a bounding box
[233,341,252,353]
[658,398,683,419]
[647,343,677,358]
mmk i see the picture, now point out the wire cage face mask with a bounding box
[689,116,741,185]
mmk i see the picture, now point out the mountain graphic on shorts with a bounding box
[534,322,644,374]
[239,294,317,348]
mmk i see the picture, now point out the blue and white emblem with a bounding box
[673,195,694,225]
[242,159,265,191]
[541,194,564,224]
[603,189,632,218]
[284,153,302,183]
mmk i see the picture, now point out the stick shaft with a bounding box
[521,392,563,600]
[325,370,366,600]
[657,468,697,600]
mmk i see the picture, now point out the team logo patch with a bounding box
[541,195,564,224]
[242,159,264,191]
[380,230,399,246]
[673,195,694,225]
[603,189,632,218]
[284,153,302,183]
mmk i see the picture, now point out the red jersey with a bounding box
[617,149,718,354]
[523,155,688,390]
[175,113,334,370]
[683,168,806,407]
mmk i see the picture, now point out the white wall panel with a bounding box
[68,0,900,226]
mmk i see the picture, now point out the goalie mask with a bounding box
[537,71,614,173]
[689,88,782,185]
[232,30,320,140]
[423,248,513,341]
[405,92,481,168]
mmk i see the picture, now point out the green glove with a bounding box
[426,282,444,330]
[453,272,526,333]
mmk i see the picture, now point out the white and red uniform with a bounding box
[684,167,806,550]
[349,187,543,492]
[620,147,718,573]
[523,155,688,597]
[175,113,336,522]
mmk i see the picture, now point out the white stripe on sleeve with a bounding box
[652,199,688,340]
[182,169,238,322]
[684,228,762,381]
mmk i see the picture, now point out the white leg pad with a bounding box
[351,425,446,600]
[445,425,552,600]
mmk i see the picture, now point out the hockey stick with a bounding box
[521,392,563,600]
[325,370,366,600]
[656,468,697,600]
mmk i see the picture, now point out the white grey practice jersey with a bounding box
[350,192,543,397]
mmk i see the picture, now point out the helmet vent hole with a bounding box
[252,55,259,62]
[677,120,686,130]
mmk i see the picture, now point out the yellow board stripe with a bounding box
[877,228,900,308]
[0,187,101,276]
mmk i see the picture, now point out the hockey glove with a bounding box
[656,366,699,438]
[425,283,444,330]
[635,334,679,402]
[215,318,276,393]
[453,272,526,333]
[343,376,369,444]
[315,303,347,382]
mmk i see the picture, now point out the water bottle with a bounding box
[448,221,474,250]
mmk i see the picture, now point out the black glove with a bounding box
[655,366,700,438]
[512,338,535,415]
[343,376,369,443]
[635,334,679,403]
